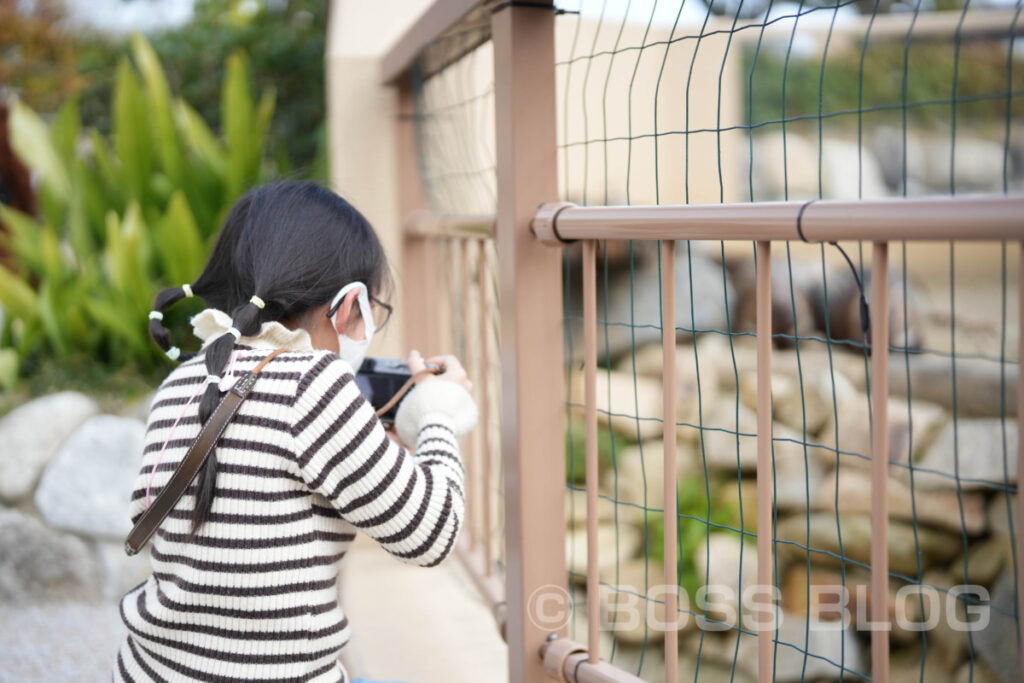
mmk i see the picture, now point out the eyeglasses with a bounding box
[326,293,393,331]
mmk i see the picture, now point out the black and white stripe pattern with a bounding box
[113,346,465,682]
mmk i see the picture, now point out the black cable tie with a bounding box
[794,198,871,340]
[795,199,816,243]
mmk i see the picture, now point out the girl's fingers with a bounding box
[408,349,426,374]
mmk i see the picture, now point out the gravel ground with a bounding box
[0,601,124,682]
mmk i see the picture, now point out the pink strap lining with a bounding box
[144,351,239,508]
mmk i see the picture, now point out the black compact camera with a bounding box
[355,357,442,426]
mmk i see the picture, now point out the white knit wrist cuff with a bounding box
[395,381,478,447]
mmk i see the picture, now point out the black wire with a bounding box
[796,199,871,339]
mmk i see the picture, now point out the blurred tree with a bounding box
[76,0,327,177]
[0,0,86,113]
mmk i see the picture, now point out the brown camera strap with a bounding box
[373,367,443,418]
[124,348,286,556]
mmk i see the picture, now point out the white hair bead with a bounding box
[181,284,194,298]
[227,327,242,340]
[148,311,164,321]
[250,295,266,309]
[206,374,222,384]
[166,346,181,361]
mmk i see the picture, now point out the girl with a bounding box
[113,181,477,682]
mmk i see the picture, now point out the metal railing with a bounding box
[380,1,1024,681]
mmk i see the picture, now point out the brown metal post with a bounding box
[582,239,599,663]
[870,243,891,683]
[1018,243,1024,675]
[661,240,679,680]
[492,3,567,681]
[462,238,477,549]
[755,241,774,682]
[396,82,441,356]
[479,238,494,574]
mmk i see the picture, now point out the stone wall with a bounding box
[561,241,1019,682]
[0,391,153,607]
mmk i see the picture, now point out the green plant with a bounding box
[75,0,327,176]
[647,475,744,599]
[565,418,624,484]
[0,35,275,373]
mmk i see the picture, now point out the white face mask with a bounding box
[329,282,376,373]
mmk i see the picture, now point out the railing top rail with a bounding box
[380,0,488,85]
[404,210,496,239]
[532,195,1024,244]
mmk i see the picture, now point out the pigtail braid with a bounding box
[149,285,200,362]
[189,297,266,534]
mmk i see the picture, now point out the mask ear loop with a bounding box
[330,282,376,339]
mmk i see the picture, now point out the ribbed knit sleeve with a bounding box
[290,355,466,567]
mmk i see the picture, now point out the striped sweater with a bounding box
[113,311,474,682]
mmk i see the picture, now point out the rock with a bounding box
[890,643,955,683]
[738,368,856,436]
[599,244,736,361]
[566,522,642,584]
[602,440,699,525]
[729,612,868,681]
[728,256,818,342]
[987,493,1016,541]
[720,336,868,400]
[869,125,927,193]
[701,398,826,509]
[0,508,100,603]
[694,534,758,629]
[972,571,1020,683]
[0,392,99,502]
[813,468,987,536]
[749,134,887,201]
[954,661,1004,683]
[922,136,1007,193]
[716,478,758,534]
[922,569,970,672]
[821,137,889,200]
[776,513,962,575]
[618,343,720,431]
[751,131,820,201]
[568,370,664,441]
[818,394,946,470]
[95,540,151,601]
[780,564,924,644]
[912,419,1018,491]
[34,415,145,540]
[565,488,617,528]
[949,536,1010,587]
[889,354,1017,418]
[597,558,695,645]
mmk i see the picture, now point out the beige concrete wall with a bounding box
[326,0,430,357]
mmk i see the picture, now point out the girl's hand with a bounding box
[408,350,472,393]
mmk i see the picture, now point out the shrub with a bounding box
[0,35,275,374]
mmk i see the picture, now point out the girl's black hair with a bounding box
[148,181,390,534]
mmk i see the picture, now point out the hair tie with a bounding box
[181,284,194,298]
[148,311,164,321]
[249,295,266,309]
[206,374,222,385]
[227,327,242,340]
[166,346,181,361]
